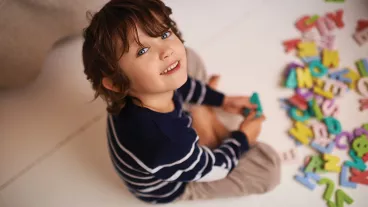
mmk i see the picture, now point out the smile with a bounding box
[160,61,180,75]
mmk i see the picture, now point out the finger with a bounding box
[245,103,258,109]
[254,114,266,122]
[245,110,257,121]
[241,97,258,109]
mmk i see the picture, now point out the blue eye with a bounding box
[137,47,149,56]
[161,31,171,39]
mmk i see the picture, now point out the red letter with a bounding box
[327,10,344,28]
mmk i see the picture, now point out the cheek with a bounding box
[128,61,160,86]
[173,39,185,54]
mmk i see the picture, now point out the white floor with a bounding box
[1,0,368,207]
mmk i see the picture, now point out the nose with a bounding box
[159,45,174,60]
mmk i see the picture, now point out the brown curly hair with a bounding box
[82,0,184,114]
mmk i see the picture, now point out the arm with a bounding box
[177,76,225,107]
[150,130,250,182]
[133,118,250,182]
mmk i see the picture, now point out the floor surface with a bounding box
[1,0,368,207]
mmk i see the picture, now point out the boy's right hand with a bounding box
[238,111,266,146]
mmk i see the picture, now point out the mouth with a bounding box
[160,61,181,75]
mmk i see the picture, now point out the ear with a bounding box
[102,77,120,93]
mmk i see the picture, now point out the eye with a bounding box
[137,47,149,56]
[161,31,171,39]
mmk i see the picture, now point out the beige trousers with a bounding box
[176,142,281,201]
[181,48,281,201]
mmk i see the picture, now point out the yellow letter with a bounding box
[322,49,339,68]
[345,68,360,90]
[324,154,341,172]
[289,122,313,145]
[297,67,313,88]
[298,42,318,57]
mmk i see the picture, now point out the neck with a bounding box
[131,90,175,113]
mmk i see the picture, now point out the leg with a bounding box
[176,142,281,201]
[184,46,230,148]
[190,76,230,149]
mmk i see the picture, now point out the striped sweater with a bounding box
[106,76,250,204]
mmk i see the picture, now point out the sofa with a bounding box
[0,0,108,89]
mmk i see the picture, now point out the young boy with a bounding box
[82,0,281,204]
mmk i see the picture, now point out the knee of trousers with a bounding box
[257,142,282,193]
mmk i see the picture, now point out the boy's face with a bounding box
[117,24,188,97]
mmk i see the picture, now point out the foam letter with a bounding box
[324,154,341,172]
[334,132,354,150]
[327,9,344,28]
[297,67,313,88]
[357,77,368,97]
[324,117,342,135]
[297,42,319,58]
[289,121,313,145]
[322,49,339,68]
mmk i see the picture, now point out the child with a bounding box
[82,0,281,204]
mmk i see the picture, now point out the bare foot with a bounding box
[208,75,220,89]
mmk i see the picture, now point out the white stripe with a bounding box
[223,139,241,147]
[194,150,209,181]
[166,147,203,181]
[223,145,239,166]
[214,149,232,169]
[139,181,170,193]
[111,165,161,187]
[115,165,161,186]
[196,166,229,182]
[202,146,215,165]
[196,82,207,104]
[109,114,199,173]
[186,115,192,127]
[109,154,155,180]
[133,182,183,198]
[107,133,148,174]
[176,90,184,104]
[185,79,196,102]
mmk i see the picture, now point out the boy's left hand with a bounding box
[222,96,258,115]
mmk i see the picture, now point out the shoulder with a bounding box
[107,104,199,170]
[108,100,196,144]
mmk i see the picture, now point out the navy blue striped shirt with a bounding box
[106,76,250,204]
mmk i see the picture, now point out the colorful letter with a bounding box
[329,69,352,84]
[324,117,342,135]
[324,154,341,172]
[304,155,326,173]
[298,42,319,58]
[324,79,348,97]
[295,168,321,190]
[322,99,339,117]
[345,150,366,171]
[327,9,344,28]
[297,67,313,88]
[334,132,354,150]
[356,59,368,77]
[340,165,357,188]
[309,60,328,78]
[283,38,302,53]
[289,121,313,145]
[285,69,298,88]
[357,77,368,97]
[322,49,339,68]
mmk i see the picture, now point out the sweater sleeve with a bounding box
[177,76,225,107]
[133,116,250,182]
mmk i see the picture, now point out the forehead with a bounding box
[114,15,169,57]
